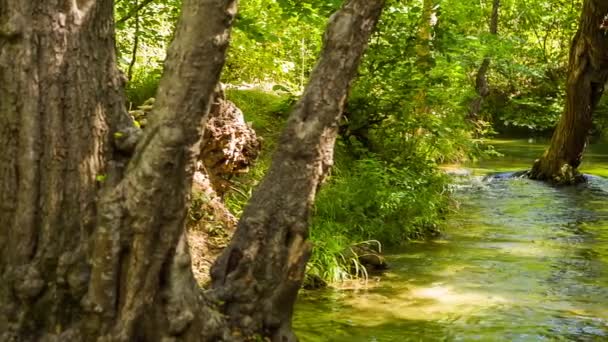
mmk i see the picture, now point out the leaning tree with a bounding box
[528,0,608,184]
[0,0,384,341]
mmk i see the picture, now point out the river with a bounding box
[293,139,608,341]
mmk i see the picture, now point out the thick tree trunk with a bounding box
[0,0,132,337]
[1,0,237,340]
[210,0,385,341]
[469,0,500,120]
[528,0,608,184]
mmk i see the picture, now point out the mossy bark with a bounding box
[528,0,608,185]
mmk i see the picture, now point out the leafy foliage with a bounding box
[114,0,594,284]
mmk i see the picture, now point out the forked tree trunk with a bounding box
[0,0,384,341]
[528,0,608,184]
[210,0,385,340]
[1,0,237,340]
[469,0,500,120]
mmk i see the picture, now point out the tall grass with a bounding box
[125,67,163,108]
[123,74,453,286]
[225,89,452,286]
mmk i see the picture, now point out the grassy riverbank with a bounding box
[225,89,452,285]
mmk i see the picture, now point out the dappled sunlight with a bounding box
[339,284,509,325]
[477,241,562,259]
[295,139,608,340]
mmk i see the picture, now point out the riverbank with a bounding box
[293,139,608,341]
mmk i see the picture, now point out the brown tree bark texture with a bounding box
[1,0,237,340]
[529,0,608,184]
[0,0,131,337]
[210,0,385,341]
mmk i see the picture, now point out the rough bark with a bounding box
[210,1,385,341]
[0,0,237,340]
[528,0,608,185]
[469,0,500,120]
[0,0,132,337]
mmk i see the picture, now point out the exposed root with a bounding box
[527,159,586,185]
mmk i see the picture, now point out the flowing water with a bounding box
[293,139,608,341]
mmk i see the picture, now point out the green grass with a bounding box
[125,68,163,108]
[223,89,291,216]
[125,76,453,287]
[225,89,452,286]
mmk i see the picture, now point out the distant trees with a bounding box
[528,0,608,184]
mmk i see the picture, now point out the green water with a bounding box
[293,139,608,341]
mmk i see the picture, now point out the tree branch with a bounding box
[116,0,155,25]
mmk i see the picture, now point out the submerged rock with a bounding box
[347,241,388,272]
[483,170,528,181]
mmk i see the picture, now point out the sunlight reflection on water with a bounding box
[294,140,608,341]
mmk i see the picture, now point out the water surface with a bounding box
[294,139,608,341]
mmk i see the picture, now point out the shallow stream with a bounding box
[293,139,608,341]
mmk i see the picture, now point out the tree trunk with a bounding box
[0,0,132,337]
[413,0,436,122]
[1,0,237,340]
[528,0,608,185]
[415,0,435,74]
[469,0,500,120]
[1,0,385,340]
[210,0,385,341]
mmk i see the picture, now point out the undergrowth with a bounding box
[125,78,454,286]
[306,145,450,284]
[224,88,452,286]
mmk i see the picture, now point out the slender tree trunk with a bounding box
[1,0,237,340]
[415,0,434,74]
[210,0,385,341]
[469,0,500,120]
[528,0,608,184]
[413,0,436,123]
[116,0,156,25]
[127,0,140,81]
